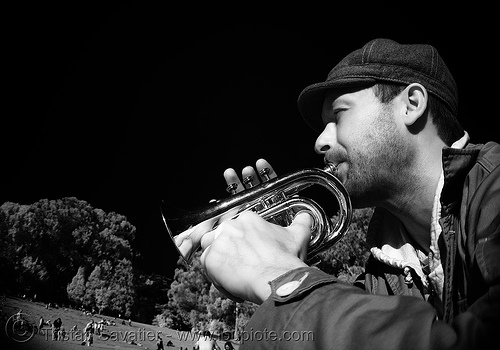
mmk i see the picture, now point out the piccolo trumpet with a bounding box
[161,164,352,264]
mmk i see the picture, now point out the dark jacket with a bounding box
[241,142,500,349]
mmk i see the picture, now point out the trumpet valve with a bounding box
[259,167,271,181]
[226,183,238,195]
[243,175,255,188]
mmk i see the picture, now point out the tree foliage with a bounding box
[0,197,137,316]
[315,207,373,283]
[158,251,258,334]
[67,266,86,305]
[134,272,170,325]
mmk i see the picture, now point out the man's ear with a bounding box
[400,83,428,126]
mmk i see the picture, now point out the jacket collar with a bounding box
[440,144,481,214]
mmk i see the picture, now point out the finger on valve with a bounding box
[223,168,244,195]
[255,158,278,181]
[241,166,259,189]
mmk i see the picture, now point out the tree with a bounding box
[84,265,103,308]
[133,272,170,324]
[108,259,135,317]
[206,284,237,335]
[95,286,112,315]
[0,197,137,312]
[162,252,211,330]
[316,208,373,283]
[161,252,258,333]
[67,266,87,306]
[78,258,135,316]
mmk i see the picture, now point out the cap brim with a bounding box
[297,77,377,132]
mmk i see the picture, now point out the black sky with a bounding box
[3,4,498,278]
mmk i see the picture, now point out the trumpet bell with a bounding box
[161,167,352,264]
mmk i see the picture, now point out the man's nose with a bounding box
[314,123,337,154]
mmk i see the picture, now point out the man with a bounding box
[199,39,499,348]
[52,317,62,341]
[83,319,95,346]
[194,331,220,350]
[156,334,164,350]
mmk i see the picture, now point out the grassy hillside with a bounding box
[1,296,239,350]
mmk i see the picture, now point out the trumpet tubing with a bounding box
[161,166,352,264]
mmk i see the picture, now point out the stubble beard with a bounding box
[344,106,416,209]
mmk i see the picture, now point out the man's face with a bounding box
[316,87,415,208]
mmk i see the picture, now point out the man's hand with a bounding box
[199,159,312,304]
